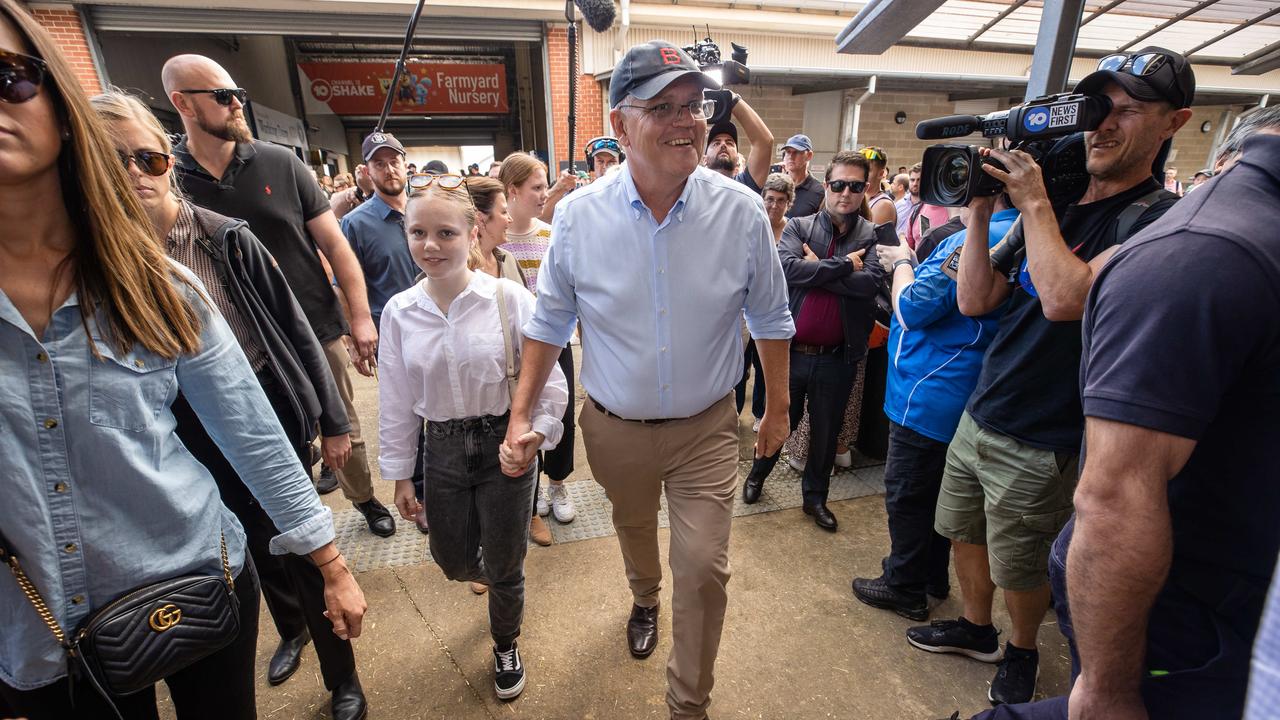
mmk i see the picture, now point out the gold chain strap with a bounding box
[3,533,234,647]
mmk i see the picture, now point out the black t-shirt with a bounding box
[1081,135,1280,640]
[733,169,762,194]
[916,216,964,263]
[787,175,824,218]
[173,140,347,344]
[967,179,1176,452]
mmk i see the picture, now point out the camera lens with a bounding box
[945,155,969,189]
[926,147,973,206]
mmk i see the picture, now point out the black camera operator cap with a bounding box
[361,131,405,161]
[609,40,720,109]
[708,121,738,144]
[1075,46,1195,109]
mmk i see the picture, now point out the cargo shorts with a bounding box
[934,412,1079,592]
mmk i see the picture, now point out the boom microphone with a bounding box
[574,0,617,32]
[915,114,983,140]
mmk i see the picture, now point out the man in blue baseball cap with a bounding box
[781,133,824,217]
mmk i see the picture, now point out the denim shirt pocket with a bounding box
[88,338,178,431]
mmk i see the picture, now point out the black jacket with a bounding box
[189,204,350,450]
[778,210,886,363]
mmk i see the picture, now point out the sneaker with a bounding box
[471,581,489,595]
[547,483,576,523]
[989,643,1039,705]
[852,575,928,621]
[535,486,550,517]
[492,642,526,700]
[906,617,1002,662]
[315,464,338,495]
[787,454,834,476]
[529,515,553,546]
[834,449,853,468]
[751,418,761,433]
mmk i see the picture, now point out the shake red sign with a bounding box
[298,61,509,115]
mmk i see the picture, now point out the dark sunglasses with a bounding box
[0,50,48,104]
[179,88,249,106]
[826,179,867,194]
[1096,52,1168,78]
[117,149,171,177]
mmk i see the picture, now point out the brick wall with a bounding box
[547,25,604,171]
[32,5,102,96]
[1168,104,1235,180]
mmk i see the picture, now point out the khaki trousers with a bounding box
[580,394,739,720]
[321,338,374,503]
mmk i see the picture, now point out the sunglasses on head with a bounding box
[826,179,867,194]
[1096,52,1168,78]
[408,172,477,207]
[0,50,48,105]
[117,149,171,177]
[859,147,886,162]
[179,88,249,106]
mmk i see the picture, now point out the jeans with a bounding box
[423,412,536,646]
[734,339,766,420]
[0,564,261,720]
[881,421,952,600]
[746,350,857,505]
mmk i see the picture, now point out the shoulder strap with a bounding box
[1114,188,1174,244]
[494,282,519,402]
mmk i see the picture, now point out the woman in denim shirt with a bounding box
[0,3,365,718]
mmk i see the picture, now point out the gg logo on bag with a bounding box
[148,603,182,632]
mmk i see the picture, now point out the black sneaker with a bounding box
[906,617,1002,662]
[852,575,928,621]
[989,643,1038,706]
[493,642,526,700]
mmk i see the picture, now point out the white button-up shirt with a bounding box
[377,272,568,480]
[524,164,794,420]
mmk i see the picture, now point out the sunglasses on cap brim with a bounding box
[0,50,48,105]
[585,137,620,156]
[179,88,249,106]
[1096,52,1169,78]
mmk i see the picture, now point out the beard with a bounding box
[196,108,252,143]
[707,153,735,174]
[374,175,405,196]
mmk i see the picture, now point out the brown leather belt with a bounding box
[590,398,675,425]
[791,342,842,355]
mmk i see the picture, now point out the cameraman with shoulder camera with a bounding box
[909,47,1194,706]
[701,93,775,191]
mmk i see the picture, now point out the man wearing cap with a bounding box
[909,47,1194,707]
[501,40,794,720]
[781,134,824,218]
[585,135,624,181]
[701,93,774,191]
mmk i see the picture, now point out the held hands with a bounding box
[978,147,1049,210]
[320,433,352,469]
[755,411,788,459]
[499,415,543,477]
[847,248,867,272]
[878,242,914,271]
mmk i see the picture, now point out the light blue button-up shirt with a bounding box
[0,268,333,690]
[524,164,794,420]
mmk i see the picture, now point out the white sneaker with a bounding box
[787,454,834,476]
[834,450,853,468]
[547,483,576,523]
[535,486,550,517]
[751,418,761,433]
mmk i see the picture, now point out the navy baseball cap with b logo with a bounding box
[609,40,720,109]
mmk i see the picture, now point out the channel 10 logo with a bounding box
[1023,108,1051,134]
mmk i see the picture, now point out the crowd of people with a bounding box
[1,1,1278,717]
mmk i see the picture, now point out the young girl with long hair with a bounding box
[381,176,567,701]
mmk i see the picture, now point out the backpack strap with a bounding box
[494,282,519,403]
[1113,188,1175,245]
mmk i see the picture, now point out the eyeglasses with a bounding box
[1096,52,1168,78]
[859,147,886,162]
[616,98,717,123]
[178,88,249,106]
[0,50,48,104]
[117,149,171,177]
[826,179,867,194]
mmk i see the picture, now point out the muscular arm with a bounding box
[1069,417,1195,715]
[1019,198,1115,322]
[956,196,1011,316]
[734,98,775,189]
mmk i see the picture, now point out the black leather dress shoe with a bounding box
[627,603,659,659]
[315,465,338,495]
[803,502,838,531]
[331,672,368,720]
[742,471,765,504]
[267,629,310,686]
[354,498,396,537]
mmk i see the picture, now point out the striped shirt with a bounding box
[504,219,553,294]
[167,201,269,371]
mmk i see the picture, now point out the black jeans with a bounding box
[880,421,952,600]
[734,338,766,420]
[424,412,536,646]
[0,564,260,720]
[173,380,356,691]
[747,349,857,505]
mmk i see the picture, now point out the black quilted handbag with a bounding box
[0,529,240,717]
